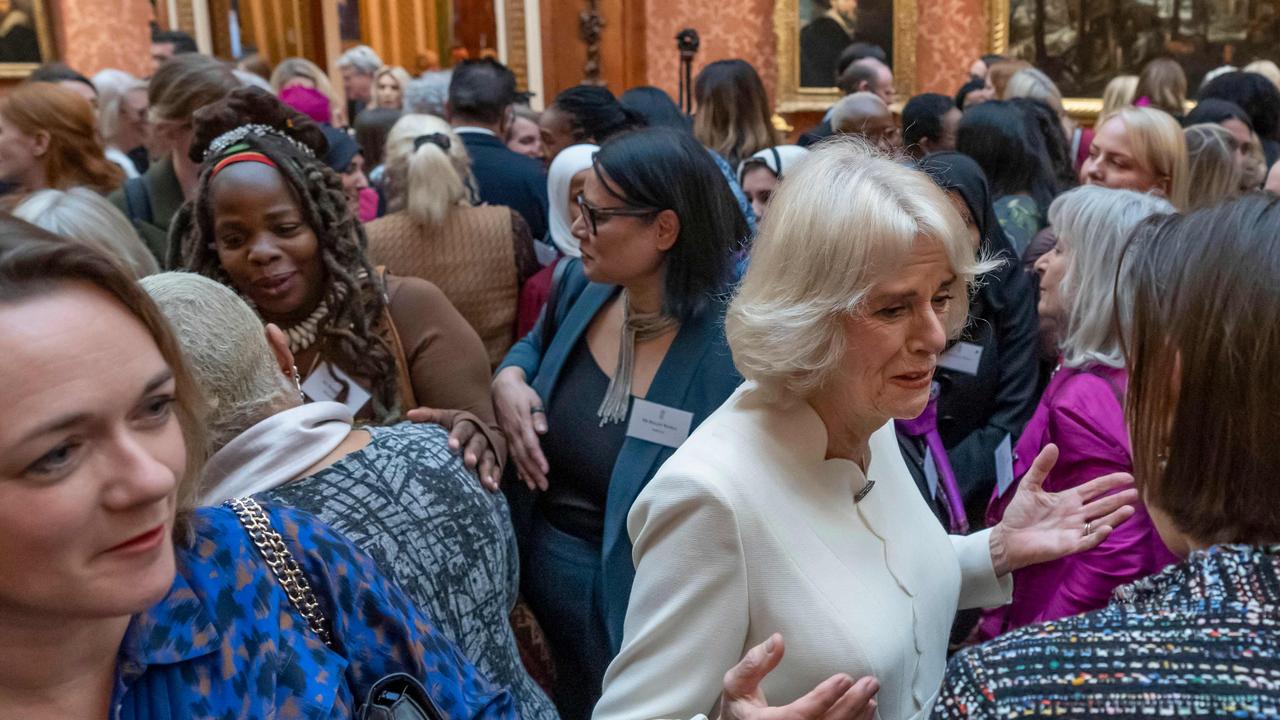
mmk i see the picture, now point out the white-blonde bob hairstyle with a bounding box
[1047,185,1174,369]
[727,138,994,401]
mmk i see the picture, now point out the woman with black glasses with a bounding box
[490,127,746,720]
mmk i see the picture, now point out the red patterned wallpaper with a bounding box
[645,0,779,102]
[54,0,153,78]
[644,0,987,101]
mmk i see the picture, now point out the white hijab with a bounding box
[737,144,811,186]
[547,143,600,257]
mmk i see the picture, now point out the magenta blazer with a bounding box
[980,363,1178,639]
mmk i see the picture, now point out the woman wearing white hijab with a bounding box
[546,143,601,257]
[737,144,809,222]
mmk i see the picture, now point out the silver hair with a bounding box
[140,272,296,452]
[1048,185,1175,369]
[404,70,452,116]
[92,69,147,146]
[337,45,383,75]
[13,188,159,277]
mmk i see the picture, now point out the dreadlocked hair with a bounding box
[168,86,405,422]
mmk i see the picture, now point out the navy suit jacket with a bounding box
[499,260,742,652]
[458,131,550,242]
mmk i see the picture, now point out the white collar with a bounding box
[200,401,354,506]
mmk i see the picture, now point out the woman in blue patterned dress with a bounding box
[0,216,514,719]
[934,194,1280,718]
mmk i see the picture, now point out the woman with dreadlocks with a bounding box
[170,87,506,485]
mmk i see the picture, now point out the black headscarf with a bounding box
[917,151,1012,262]
[914,151,1042,523]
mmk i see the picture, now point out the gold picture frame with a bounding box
[775,0,917,113]
[0,0,55,79]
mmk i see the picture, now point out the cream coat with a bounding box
[593,383,1012,720]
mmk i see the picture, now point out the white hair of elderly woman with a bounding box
[1047,185,1175,370]
[727,137,997,401]
[337,45,383,75]
[13,188,159,277]
[140,272,297,453]
[404,70,453,116]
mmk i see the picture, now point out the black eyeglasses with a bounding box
[576,193,660,235]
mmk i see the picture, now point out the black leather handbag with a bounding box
[227,498,447,720]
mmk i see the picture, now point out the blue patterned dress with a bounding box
[109,503,516,719]
[934,544,1280,718]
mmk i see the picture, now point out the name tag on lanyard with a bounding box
[939,341,984,375]
[301,361,372,415]
[625,399,694,449]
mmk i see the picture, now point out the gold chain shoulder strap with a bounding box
[226,497,334,649]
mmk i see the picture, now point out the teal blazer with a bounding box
[499,259,742,652]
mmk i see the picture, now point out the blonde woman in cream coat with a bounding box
[593,141,1139,720]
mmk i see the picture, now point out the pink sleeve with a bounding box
[1035,394,1159,617]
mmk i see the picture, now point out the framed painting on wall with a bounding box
[776,0,917,112]
[0,0,52,78]
[990,0,1280,113]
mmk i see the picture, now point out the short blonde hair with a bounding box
[1110,106,1190,209]
[13,188,158,277]
[142,272,293,455]
[1183,123,1241,210]
[727,139,994,401]
[1100,75,1139,120]
[373,66,413,109]
[384,114,471,227]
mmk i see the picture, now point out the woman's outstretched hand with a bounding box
[991,444,1139,575]
[717,634,878,720]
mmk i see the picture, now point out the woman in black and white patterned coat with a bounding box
[141,271,559,720]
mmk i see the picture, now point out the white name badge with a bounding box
[938,341,984,376]
[994,433,1016,497]
[625,399,694,449]
[300,362,372,415]
[923,446,940,500]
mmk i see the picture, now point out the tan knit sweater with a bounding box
[366,206,523,367]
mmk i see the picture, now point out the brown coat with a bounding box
[293,274,504,462]
[366,206,537,367]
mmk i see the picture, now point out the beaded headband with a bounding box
[204,123,317,162]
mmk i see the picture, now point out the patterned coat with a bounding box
[110,502,515,719]
[934,544,1280,718]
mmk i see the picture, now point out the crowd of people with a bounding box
[1,27,1278,720]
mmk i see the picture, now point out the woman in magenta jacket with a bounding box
[982,185,1180,638]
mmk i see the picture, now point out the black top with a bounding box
[918,153,1040,525]
[458,131,550,242]
[799,17,851,87]
[538,339,630,542]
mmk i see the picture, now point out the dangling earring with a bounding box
[292,365,305,403]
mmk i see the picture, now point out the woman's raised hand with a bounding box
[717,634,878,720]
[990,444,1140,575]
[492,366,550,492]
